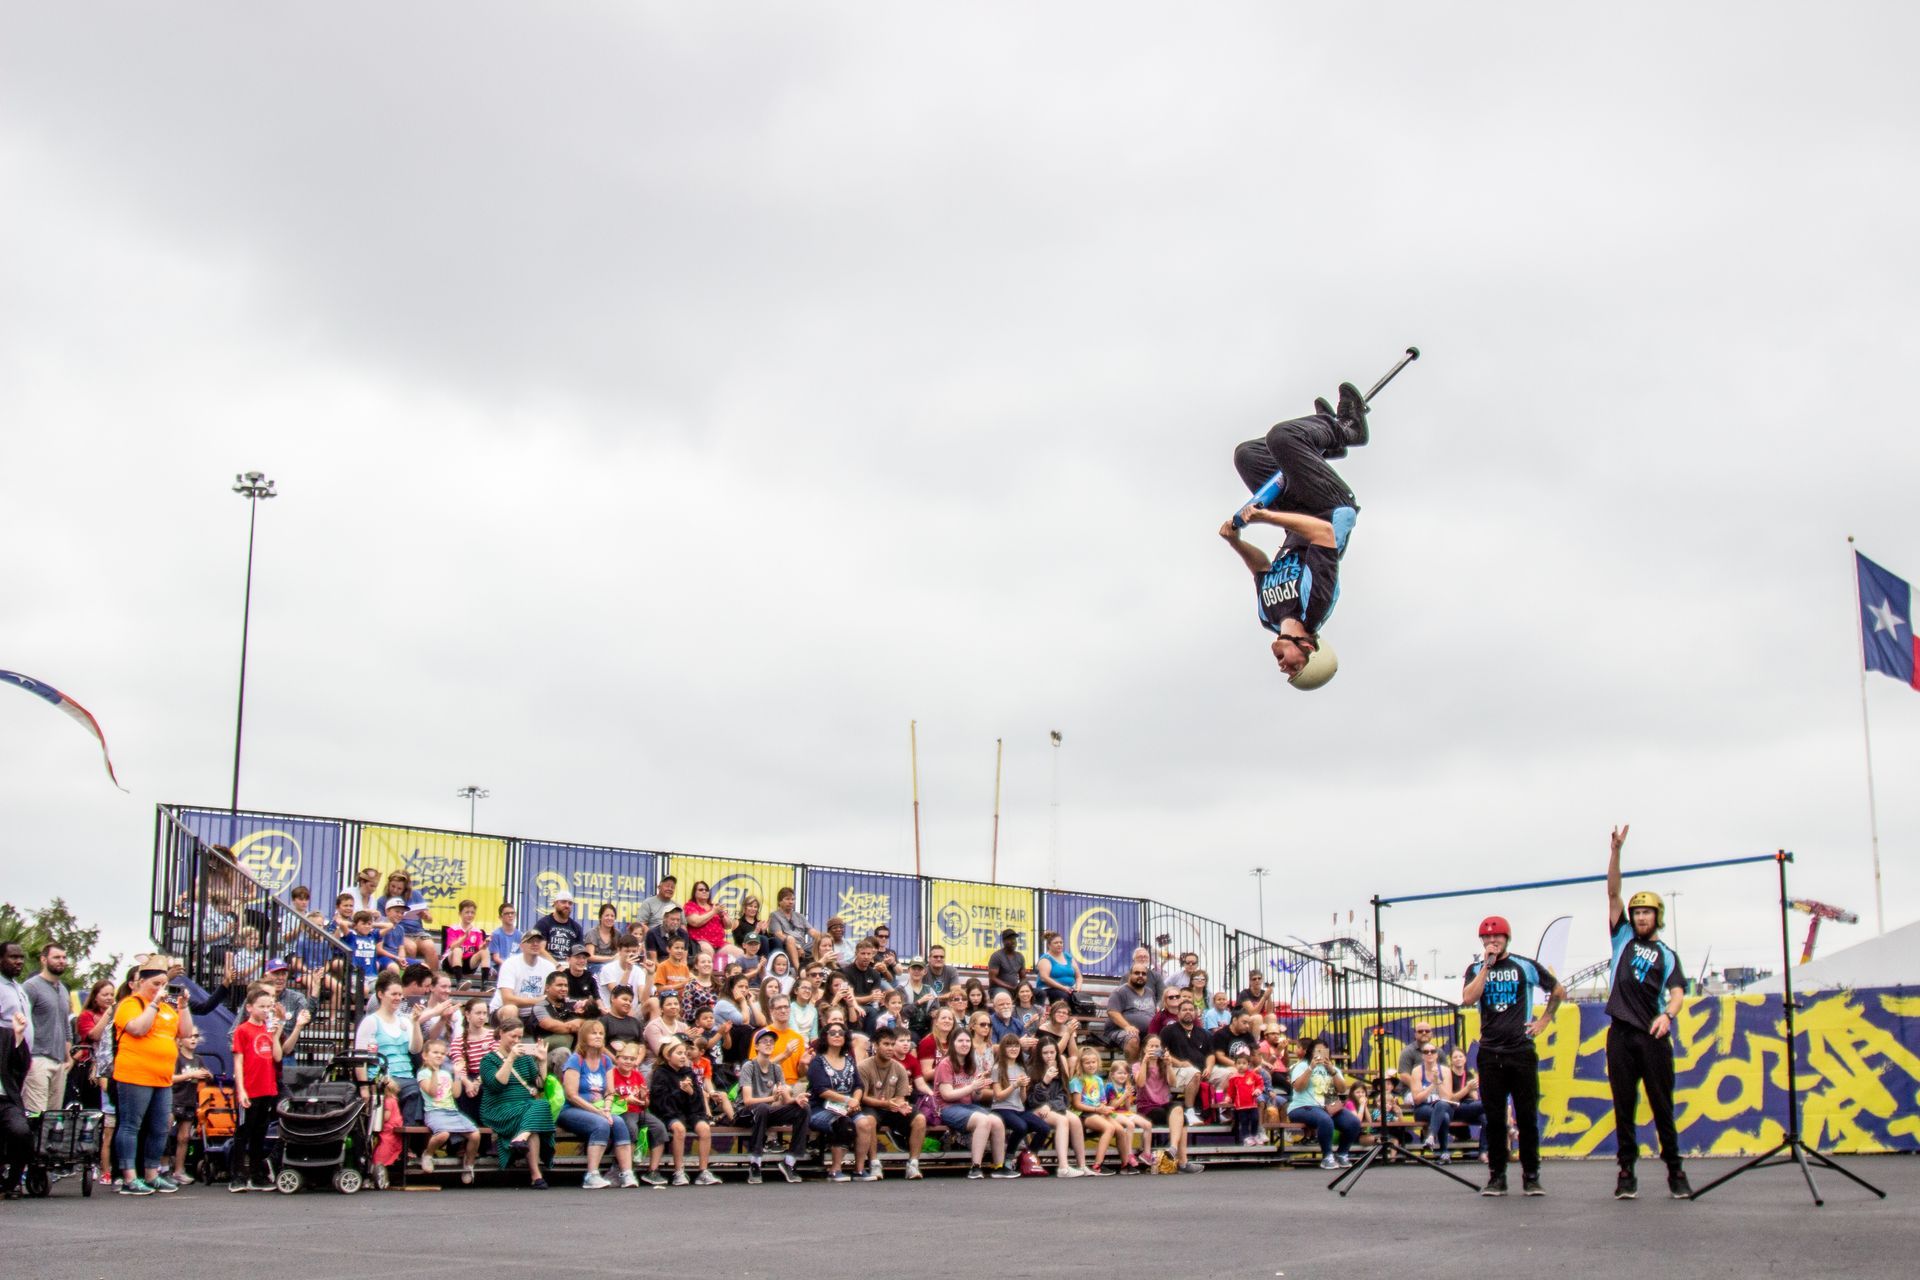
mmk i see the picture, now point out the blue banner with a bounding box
[178,809,346,905]
[519,842,658,918]
[1042,891,1142,977]
[804,867,922,961]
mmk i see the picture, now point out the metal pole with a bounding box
[1251,867,1270,937]
[1048,730,1062,888]
[910,721,922,879]
[229,472,275,813]
[1381,852,1779,906]
[989,737,1003,885]
[1848,539,1886,935]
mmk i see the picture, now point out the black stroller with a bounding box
[23,1106,105,1198]
[273,1051,384,1195]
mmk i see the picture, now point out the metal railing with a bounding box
[150,808,367,1069]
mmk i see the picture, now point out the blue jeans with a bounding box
[1415,1099,1486,1151]
[1290,1104,1360,1157]
[995,1108,1048,1154]
[113,1083,173,1174]
[558,1105,628,1147]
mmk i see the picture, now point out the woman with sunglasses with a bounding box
[806,1023,875,1181]
[682,881,729,971]
[1407,1041,1454,1159]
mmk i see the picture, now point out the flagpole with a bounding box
[910,720,923,880]
[1848,537,1886,935]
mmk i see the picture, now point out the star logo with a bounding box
[1868,598,1906,639]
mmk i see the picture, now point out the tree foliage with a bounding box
[0,897,121,991]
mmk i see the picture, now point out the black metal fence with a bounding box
[150,808,367,1070]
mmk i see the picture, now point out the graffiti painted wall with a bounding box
[1350,988,1920,1156]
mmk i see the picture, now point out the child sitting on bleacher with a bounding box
[417,1039,481,1183]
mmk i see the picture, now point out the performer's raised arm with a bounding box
[1217,521,1272,576]
[1607,825,1630,930]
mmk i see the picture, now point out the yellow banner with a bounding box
[927,880,1035,968]
[358,827,509,921]
[664,856,800,929]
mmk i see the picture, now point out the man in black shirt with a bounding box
[1161,996,1216,1140]
[645,908,693,963]
[559,948,601,1020]
[532,893,583,963]
[841,940,887,1028]
[986,930,1026,996]
[1605,825,1690,1201]
[1462,913,1564,1198]
[1217,396,1368,689]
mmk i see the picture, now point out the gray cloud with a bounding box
[3,3,1916,983]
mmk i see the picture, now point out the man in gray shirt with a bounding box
[1396,1018,1441,1091]
[22,944,72,1113]
[631,875,679,936]
[767,887,817,967]
[1106,964,1158,1042]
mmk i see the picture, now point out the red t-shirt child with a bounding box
[1226,1066,1262,1111]
[233,1020,280,1101]
[611,1066,650,1112]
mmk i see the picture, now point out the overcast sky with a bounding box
[4,3,1917,984]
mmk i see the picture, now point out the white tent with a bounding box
[1739,918,1920,993]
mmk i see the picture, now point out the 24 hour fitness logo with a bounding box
[712,872,771,921]
[936,900,970,943]
[231,830,302,896]
[1070,906,1120,968]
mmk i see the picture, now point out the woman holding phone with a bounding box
[479,1010,553,1187]
[111,961,193,1195]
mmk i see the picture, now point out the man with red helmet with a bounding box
[1462,911,1565,1197]
[1605,825,1690,1201]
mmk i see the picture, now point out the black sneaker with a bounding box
[967,1165,984,1180]
[1336,381,1370,448]
[1481,1172,1508,1197]
[1522,1174,1545,1197]
[1314,396,1336,419]
[777,1161,801,1184]
[989,1163,1021,1179]
[747,1166,763,1186]
[1668,1170,1692,1200]
[1615,1169,1638,1200]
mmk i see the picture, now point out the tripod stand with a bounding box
[1688,852,1885,1207]
[1328,896,1478,1196]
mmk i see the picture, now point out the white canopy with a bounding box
[1740,918,1920,993]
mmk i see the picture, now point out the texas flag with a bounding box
[1856,552,1920,690]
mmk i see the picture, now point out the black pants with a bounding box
[1607,1021,1680,1171]
[1477,1045,1541,1179]
[0,1098,32,1191]
[235,1099,274,1182]
[743,1103,809,1160]
[1232,417,1359,515]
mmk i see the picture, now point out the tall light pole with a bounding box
[1250,866,1270,938]
[230,471,277,814]
[456,785,491,834]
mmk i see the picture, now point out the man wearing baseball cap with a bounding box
[1605,825,1690,1201]
[1462,912,1564,1197]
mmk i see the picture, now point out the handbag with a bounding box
[1067,992,1096,1019]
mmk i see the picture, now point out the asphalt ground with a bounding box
[5,1156,1910,1280]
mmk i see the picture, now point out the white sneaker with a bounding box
[1319,1156,1341,1170]
[905,1159,923,1181]
[693,1170,722,1186]
[581,1171,612,1189]
[1057,1164,1087,1178]
[617,1170,639,1188]
[1184,1107,1202,1126]
[419,1152,436,1174]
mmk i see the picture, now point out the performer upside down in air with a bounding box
[1217,382,1370,689]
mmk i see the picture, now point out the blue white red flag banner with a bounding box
[1856,553,1919,691]
[1,670,128,789]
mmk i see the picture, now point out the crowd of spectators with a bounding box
[1,870,1486,1198]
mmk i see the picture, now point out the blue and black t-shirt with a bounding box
[1465,952,1558,1053]
[1605,917,1684,1033]
[1255,508,1357,637]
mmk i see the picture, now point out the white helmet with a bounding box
[1288,641,1338,690]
